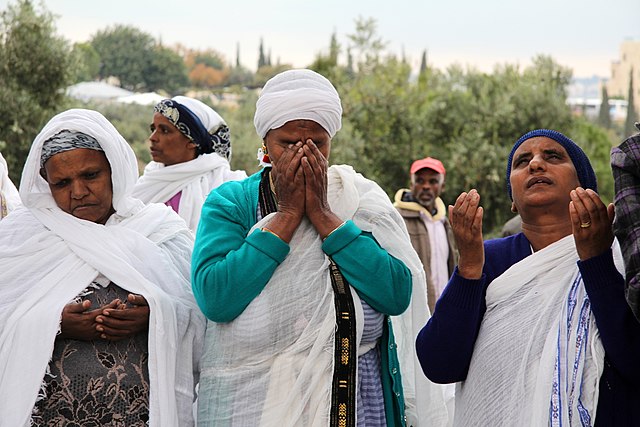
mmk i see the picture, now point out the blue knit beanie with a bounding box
[506,129,597,200]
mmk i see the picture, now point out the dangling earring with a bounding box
[257,142,271,167]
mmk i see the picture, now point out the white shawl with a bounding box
[0,151,21,216]
[0,109,206,427]
[454,236,621,427]
[133,153,246,231]
[197,165,447,426]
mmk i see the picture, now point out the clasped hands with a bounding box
[60,293,149,342]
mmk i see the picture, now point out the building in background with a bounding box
[567,97,628,122]
[608,40,640,115]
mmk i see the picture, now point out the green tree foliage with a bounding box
[183,48,228,89]
[91,25,188,93]
[91,25,154,90]
[253,64,291,88]
[625,68,638,138]
[598,85,611,128]
[329,32,340,65]
[419,50,427,75]
[212,91,263,175]
[146,45,189,93]
[569,117,616,202]
[226,65,254,87]
[309,32,341,81]
[258,38,266,69]
[310,18,613,234]
[193,50,225,70]
[0,0,74,182]
[71,42,101,83]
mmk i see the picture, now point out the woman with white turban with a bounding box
[0,109,205,426]
[133,96,246,231]
[192,70,447,426]
[0,151,21,219]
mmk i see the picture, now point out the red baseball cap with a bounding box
[410,157,445,175]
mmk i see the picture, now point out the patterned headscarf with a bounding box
[40,130,104,168]
[154,98,231,160]
[506,129,597,200]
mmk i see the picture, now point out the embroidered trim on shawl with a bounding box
[257,168,357,426]
[258,169,278,218]
[328,259,357,427]
[550,272,595,427]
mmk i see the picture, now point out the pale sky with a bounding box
[10,0,640,78]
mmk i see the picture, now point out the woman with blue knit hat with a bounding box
[416,129,640,426]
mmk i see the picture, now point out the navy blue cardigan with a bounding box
[416,233,640,427]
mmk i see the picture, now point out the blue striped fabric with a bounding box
[356,299,386,426]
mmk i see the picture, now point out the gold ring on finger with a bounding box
[580,221,592,228]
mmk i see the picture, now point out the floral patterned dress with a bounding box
[32,282,150,427]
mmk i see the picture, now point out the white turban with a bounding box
[254,69,343,139]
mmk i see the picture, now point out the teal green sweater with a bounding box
[192,169,411,426]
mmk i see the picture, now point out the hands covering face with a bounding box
[270,139,330,222]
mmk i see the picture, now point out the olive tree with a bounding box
[0,0,74,182]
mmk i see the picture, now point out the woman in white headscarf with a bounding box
[133,96,246,231]
[0,109,206,427]
[0,151,21,219]
[192,70,447,426]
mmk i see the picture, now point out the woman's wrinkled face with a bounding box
[42,148,115,224]
[264,120,331,165]
[509,136,580,212]
[148,112,197,166]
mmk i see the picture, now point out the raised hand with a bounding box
[569,187,615,260]
[448,189,484,279]
[95,294,150,341]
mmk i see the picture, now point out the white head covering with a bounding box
[172,95,227,132]
[0,152,21,216]
[20,108,142,218]
[253,69,343,139]
[2,108,205,426]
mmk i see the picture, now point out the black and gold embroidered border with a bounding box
[258,168,357,426]
[328,259,356,427]
[258,168,278,217]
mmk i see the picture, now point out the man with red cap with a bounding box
[394,157,458,314]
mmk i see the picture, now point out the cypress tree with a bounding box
[257,38,266,69]
[598,84,611,128]
[418,49,428,87]
[329,32,339,66]
[419,50,427,75]
[625,68,638,137]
